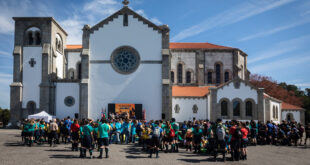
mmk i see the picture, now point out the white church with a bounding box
[10,0,305,125]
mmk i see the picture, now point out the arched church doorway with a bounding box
[27,101,36,115]
[286,113,294,122]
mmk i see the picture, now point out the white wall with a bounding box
[282,110,300,123]
[67,52,80,70]
[89,15,162,61]
[217,82,258,103]
[55,83,80,120]
[22,47,42,108]
[89,64,162,120]
[55,51,64,78]
[172,97,207,122]
[89,15,162,120]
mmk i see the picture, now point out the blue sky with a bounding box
[0,0,310,109]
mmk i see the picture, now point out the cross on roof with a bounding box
[29,58,36,67]
[122,0,129,6]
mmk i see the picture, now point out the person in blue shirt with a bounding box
[97,119,110,158]
[267,121,274,144]
[64,116,72,144]
[131,120,137,144]
[115,119,122,144]
[122,119,131,144]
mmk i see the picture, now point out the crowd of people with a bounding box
[20,116,310,161]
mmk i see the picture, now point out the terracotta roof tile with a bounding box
[282,102,304,111]
[169,42,233,49]
[172,86,215,97]
[66,45,82,49]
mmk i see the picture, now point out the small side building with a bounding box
[282,102,305,124]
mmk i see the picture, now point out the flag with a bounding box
[101,108,104,119]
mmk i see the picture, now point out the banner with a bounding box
[115,104,135,117]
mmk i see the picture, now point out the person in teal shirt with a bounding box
[115,120,122,144]
[193,124,203,153]
[131,120,137,144]
[81,120,94,158]
[97,119,110,158]
[171,118,180,152]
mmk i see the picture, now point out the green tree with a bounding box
[0,108,10,127]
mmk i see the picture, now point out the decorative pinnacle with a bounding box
[122,0,129,6]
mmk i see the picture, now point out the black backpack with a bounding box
[234,128,242,139]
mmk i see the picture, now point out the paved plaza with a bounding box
[0,129,309,165]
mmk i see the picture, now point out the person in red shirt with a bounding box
[70,119,80,151]
[241,123,249,160]
[229,120,241,161]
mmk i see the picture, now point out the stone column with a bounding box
[160,25,172,120]
[10,46,23,126]
[79,25,90,119]
[39,43,51,114]
[196,50,205,86]
[257,88,265,122]
[209,87,217,122]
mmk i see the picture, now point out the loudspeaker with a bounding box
[162,113,165,120]
[74,113,79,119]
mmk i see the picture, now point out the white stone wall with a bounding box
[171,51,196,84]
[172,97,207,122]
[88,14,162,120]
[217,82,258,103]
[22,47,42,108]
[282,110,301,123]
[55,83,80,120]
[55,51,64,78]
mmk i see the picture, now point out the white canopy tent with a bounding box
[27,111,54,122]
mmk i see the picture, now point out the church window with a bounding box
[123,13,128,26]
[233,100,240,116]
[246,101,252,116]
[216,64,221,84]
[174,104,180,113]
[35,31,41,45]
[192,104,198,114]
[186,71,191,83]
[207,72,212,84]
[56,34,63,52]
[111,46,140,74]
[28,32,34,45]
[225,71,229,82]
[276,106,278,119]
[177,63,183,83]
[25,27,40,46]
[171,71,175,83]
[221,100,228,116]
[64,96,75,107]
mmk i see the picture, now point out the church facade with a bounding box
[10,3,305,125]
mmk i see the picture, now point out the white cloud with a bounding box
[250,53,310,73]
[239,19,310,41]
[136,9,162,25]
[0,73,12,109]
[248,34,310,64]
[0,50,11,58]
[295,83,310,87]
[171,0,295,42]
